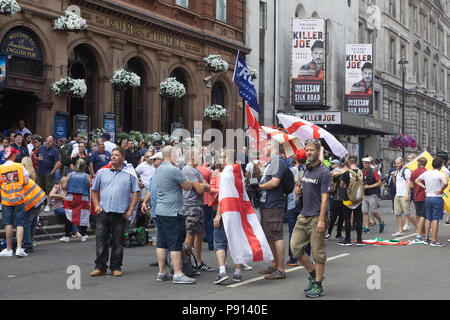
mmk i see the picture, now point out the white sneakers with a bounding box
[402,224,412,231]
[0,248,27,257]
[81,235,88,242]
[392,231,405,236]
[59,236,70,243]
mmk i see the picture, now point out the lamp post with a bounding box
[398,55,408,159]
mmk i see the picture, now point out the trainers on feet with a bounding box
[304,276,315,292]
[392,231,405,236]
[15,248,27,257]
[264,269,286,280]
[337,240,352,246]
[81,236,88,242]
[0,248,13,257]
[402,224,411,231]
[241,263,253,271]
[355,241,365,246]
[379,222,385,233]
[59,236,70,242]
[336,235,345,240]
[429,240,444,247]
[172,274,196,284]
[286,259,299,266]
[233,274,242,282]
[362,227,370,233]
[214,272,229,284]
[305,282,325,298]
[198,261,215,272]
[325,233,331,240]
[44,205,50,212]
[157,273,172,282]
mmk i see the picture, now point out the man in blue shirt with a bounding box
[89,140,111,174]
[90,147,140,277]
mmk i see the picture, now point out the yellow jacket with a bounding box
[0,162,26,206]
[23,178,46,212]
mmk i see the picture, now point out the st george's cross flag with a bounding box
[277,113,348,158]
[64,193,90,226]
[219,164,274,264]
[260,126,303,159]
[233,51,260,113]
[246,103,269,162]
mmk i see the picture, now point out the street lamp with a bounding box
[398,55,408,159]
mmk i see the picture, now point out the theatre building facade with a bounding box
[0,0,247,138]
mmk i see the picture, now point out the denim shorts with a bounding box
[214,220,228,252]
[156,214,185,251]
[2,203,26,227]
[425,197,444,221]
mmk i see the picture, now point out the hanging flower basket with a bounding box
[182,137,200,147]
[204,55,228,73]
[112,69,141,88]
[89,128,104,143]
[53,10,88,32]
[51,77,87,98]
[143,132,163,145]
[248,66,258,79]
[160,77,186,98]
[389,134,417,149]
[204,104,227,120]
[0,0,20,16]
[162,134,175,146]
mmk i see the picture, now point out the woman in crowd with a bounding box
[61,159,91,242]
[70,142,92,176]
[30,135,43,173]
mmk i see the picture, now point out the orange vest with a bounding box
[23,178,46,212]
[0,162,25,206]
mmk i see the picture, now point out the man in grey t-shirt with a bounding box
[182,147,214,272]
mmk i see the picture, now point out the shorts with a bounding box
[156,214,185,251]
[394,195,411,216]
[213,220,228,252]
[183,206,205,235]
[2,203,26,227]
[425,197,444,221]
[36,174,55,195]
[414,201,426,218]
[260,207,284,241]
[290,214,329,263]
[362,194,378,215]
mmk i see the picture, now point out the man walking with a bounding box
[392,157,417,236]
[290,139,331,298]
[154,146,196,284]
[258,140,287,280]
[0,147,30,257]
[90,147,140,276]
[361,157,385,233]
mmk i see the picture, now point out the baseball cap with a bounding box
[331,159,340,165]
[295,149,306,161]
[362,157,371,163]
[150,152,163,160]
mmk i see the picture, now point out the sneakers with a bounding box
[156,273,172,282]
[337,240,352,246]
[213,272,229,285]
[286,259,299,266]
[429,240,444,247]
[305,282,325,298]
[336,235,345,240]
[0,248,13,257]
[264,269,286,280]
[172,274,196,284]
[325,233,331,240]
[81,236,88,242]
[44,205,51,212]
[15,248,27,257]
[355,241,365,247]
[59,236,70,243]
[304,276,315,292]
[362,227,370,233]
[233,274,242,282]
[392,231,405,236]
[198,261,215,272]
[402,224,412,231]
[379,222,385,233]
[241,263,253,271]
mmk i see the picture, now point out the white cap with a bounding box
[362,157,371,163]
[150,152,163,159]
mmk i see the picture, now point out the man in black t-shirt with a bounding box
[125,139,141,168]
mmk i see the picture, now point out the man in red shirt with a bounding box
[361,158,385,233]
[410,157,428,241]
[197,162,214,251]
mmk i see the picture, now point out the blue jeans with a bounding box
[203,205,214,249]
[425,197,444,221]
[286,208,310,260]
[54,208,77,233]
[23,205,42,248]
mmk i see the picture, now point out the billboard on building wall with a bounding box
[345,44,373,116]
[291,18,327,108]
[0,54,6,88]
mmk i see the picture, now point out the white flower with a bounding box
[204,104,227,120]
[248,67,258,79]
[0,0,21,16]
[160,77,186,98]
[53,10,87,31]
[112,69,141,87]
[182,138,199,147]
[204,55,228,73]
[51,77,87,98]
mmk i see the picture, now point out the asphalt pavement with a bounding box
[1,200,449,300]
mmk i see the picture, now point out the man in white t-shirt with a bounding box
[135,150,156,190]
[415,157,449,247]
[391,157,417,236]
[101,133,117,155]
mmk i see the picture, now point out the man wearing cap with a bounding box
[0,146,30,257]
[361,157,385,233]
[101,133,117,155]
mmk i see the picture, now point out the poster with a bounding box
[345,44,373,115]
[0,54,6,88]
[54,113,68,139]
[103,113,117,143]
[291,18,327,107]
[74,114,89,141]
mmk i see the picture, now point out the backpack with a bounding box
[61,143,73,167]
[281,166,295,194]
[169,243,198,278]
[347,169,364,204]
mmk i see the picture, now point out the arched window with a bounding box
[161,68,188,133]
[295,4,305,18]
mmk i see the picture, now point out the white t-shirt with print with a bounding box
[418,170,449,197]
[395,167,411,197]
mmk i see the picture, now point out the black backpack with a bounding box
[169,243,198,278]
[60,143,73,167]
[281,166,295,194]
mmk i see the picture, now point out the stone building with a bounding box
[0,0,248,139]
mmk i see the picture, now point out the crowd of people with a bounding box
[0,121,449,298]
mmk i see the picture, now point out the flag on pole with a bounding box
[233,51,260,113]
[277,113,348,158]
[405,151,434,171]
[260,126,303,158]
[219,164,274,264]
